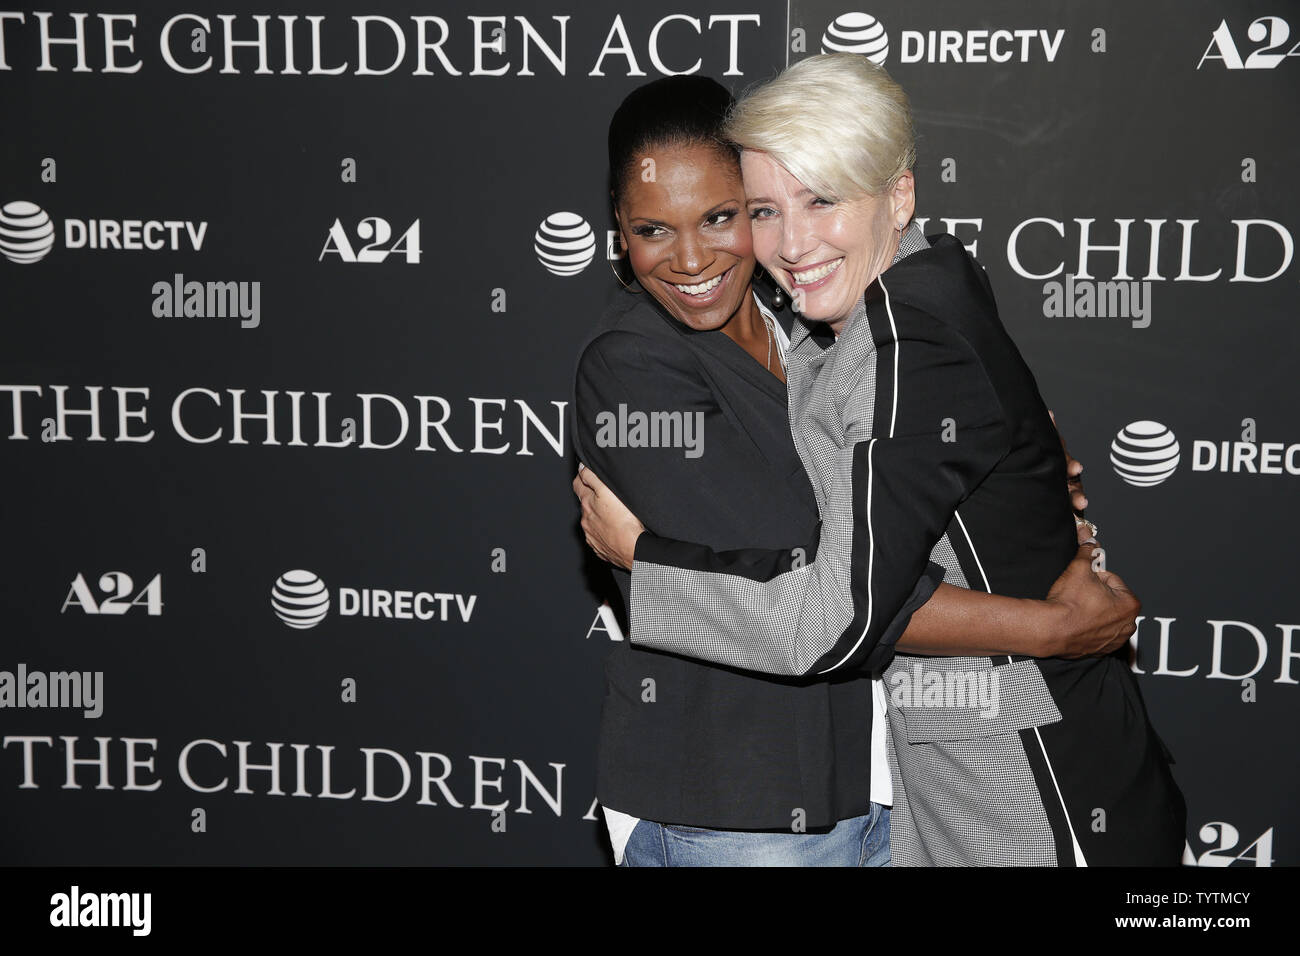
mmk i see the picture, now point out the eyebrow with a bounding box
[628,200,741,225]
[747,188,813,204]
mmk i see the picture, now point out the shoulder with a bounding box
[872,235,999,341]
[856,241,1008,404]
[577,294,702,379]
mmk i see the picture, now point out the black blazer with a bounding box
[572,286,873,830]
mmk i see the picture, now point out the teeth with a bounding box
[792,258,843,284]
[674,272,725,295]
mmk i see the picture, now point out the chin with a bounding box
[681,308,733,332]
[674,292,748,332]
[797,291,850,324]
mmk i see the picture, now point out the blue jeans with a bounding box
[620,803,890,867]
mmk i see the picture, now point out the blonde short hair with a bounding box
[724,53,915,201]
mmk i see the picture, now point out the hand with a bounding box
[573,465,645,571]
[1048,410,1089,514]
[1043,542,1141,659]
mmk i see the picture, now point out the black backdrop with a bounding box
[1,1,1296,866]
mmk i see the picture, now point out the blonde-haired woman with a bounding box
[576,53,1185,865]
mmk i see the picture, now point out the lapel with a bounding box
[645,297,818,516]
[689,319,788,407]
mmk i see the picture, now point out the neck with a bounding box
[718,284,764,347]
[827,290,870,338]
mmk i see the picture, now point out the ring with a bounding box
[1074,516,1098,538]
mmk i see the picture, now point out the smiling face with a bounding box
[742,150,915,333]
[614,141,757,333]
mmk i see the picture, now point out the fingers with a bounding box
[1096,568,1129,592]
[1096,567,1141,643]
[574,482,594,512]
[1050,411,1090,507]
[574,468,602,498]
[577,476,614,565]
[578,466,607,495]
[1067,463,1088,511]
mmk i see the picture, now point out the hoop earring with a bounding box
[608,242,642,294]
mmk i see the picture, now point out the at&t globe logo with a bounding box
[272,570,330,630]
[1111,421,1181,487]
[534,211,596,276]
[0,200,56,264]
[821,12,889,63]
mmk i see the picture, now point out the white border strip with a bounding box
[956,510,1088,867]
[821,278,900,674]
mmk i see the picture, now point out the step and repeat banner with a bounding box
[1,2,1295,866]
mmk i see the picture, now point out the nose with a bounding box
[777,209,816,266]
[670,232,714,278]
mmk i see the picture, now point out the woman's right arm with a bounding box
[897,418,1138,659]
[898,554,1139,660]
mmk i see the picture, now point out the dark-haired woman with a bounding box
[574,74,1141,867]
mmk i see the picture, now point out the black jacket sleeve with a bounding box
[574,328,783,554]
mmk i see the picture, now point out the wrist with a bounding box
[1038,598,1074,658]
[624,529,647,571]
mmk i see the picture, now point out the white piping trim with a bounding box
[954,512,991,591]
[819,278,901,675]
[956,509,1088,867]
[880,275,900,438]
[818,437,878,674]
[1032,725,1089,866]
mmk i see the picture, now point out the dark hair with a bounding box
[607,75,738,206]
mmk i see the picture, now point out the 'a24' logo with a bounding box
[319,217,421,263]
[1184,822,1273,867]
[61,572,163,616]
[1198,16,1300,69]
